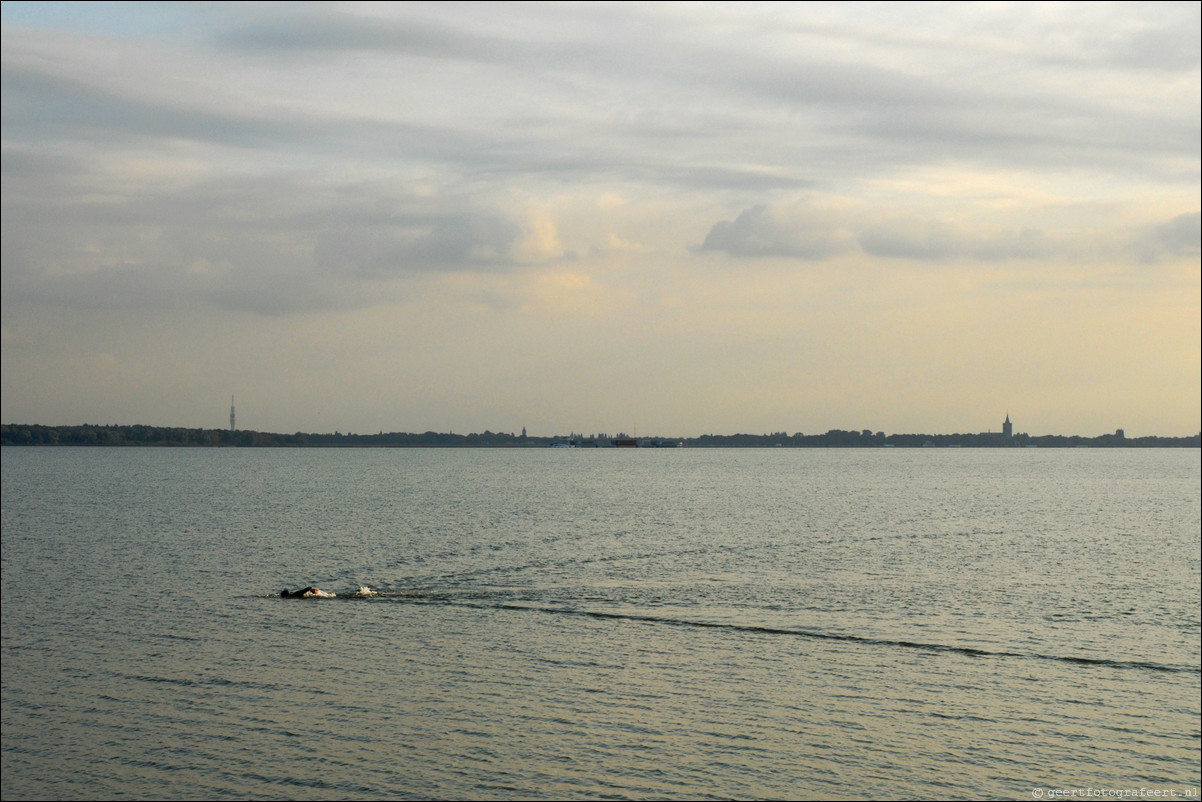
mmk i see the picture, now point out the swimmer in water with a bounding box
[280,587,335,598]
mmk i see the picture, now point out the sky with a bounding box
[2,1,1199,438]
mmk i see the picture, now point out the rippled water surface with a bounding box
[2,448,1199,800]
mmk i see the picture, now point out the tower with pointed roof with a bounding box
[1002,413,1012,438]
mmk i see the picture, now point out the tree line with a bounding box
[2,423,1197,448]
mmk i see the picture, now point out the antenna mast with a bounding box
[230,395,236,431]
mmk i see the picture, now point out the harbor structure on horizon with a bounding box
[230,395,236,431]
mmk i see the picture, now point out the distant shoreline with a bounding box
[2,424,1198,448]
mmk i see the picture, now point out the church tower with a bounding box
[1002,413,1012,438]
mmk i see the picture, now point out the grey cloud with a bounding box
[699,206,1056,263]
[3,51,811,196]
[0,167,528,316]
[215,4,1178,183]
[858,220,964,261]
[314,211,522,277]
[1130,211,1202,263]
[11,2,1196,199]
[1,64,293,149]
[217,9,507,62]
[1,47,531,172]
[4,4,1198,292]
[0,144,87,178]
[1151,212,1202,255]
[859,221,1053,261]
[654,165,813,193]
[718,11,1200,178]
[1051,5,1201,72]
[699,205,850,260]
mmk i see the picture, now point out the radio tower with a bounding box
[230,395,236,431]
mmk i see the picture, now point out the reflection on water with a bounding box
[2,447,1199,799]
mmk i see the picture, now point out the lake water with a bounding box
[2,447,1199,800]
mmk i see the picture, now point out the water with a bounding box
[2,447,1199,800]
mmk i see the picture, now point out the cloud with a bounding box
[702,206,1196,268]
[698,205,852,260]
[1,3,1198,437]
[313,210,523,277]
[1130,211,1202,263]
[699,204,1059,263]
[859,220,1054,261]
[0,160,529,315]
[0,50,296,150]
[1157,211,1202,254]
[217,8,509,64]
[702,204,1202,269]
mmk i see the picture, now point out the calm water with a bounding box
[2,447,1199,800]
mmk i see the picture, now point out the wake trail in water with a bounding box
[378,542,756,589]
[311,590,1200,676]
[491,603,1197,675]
